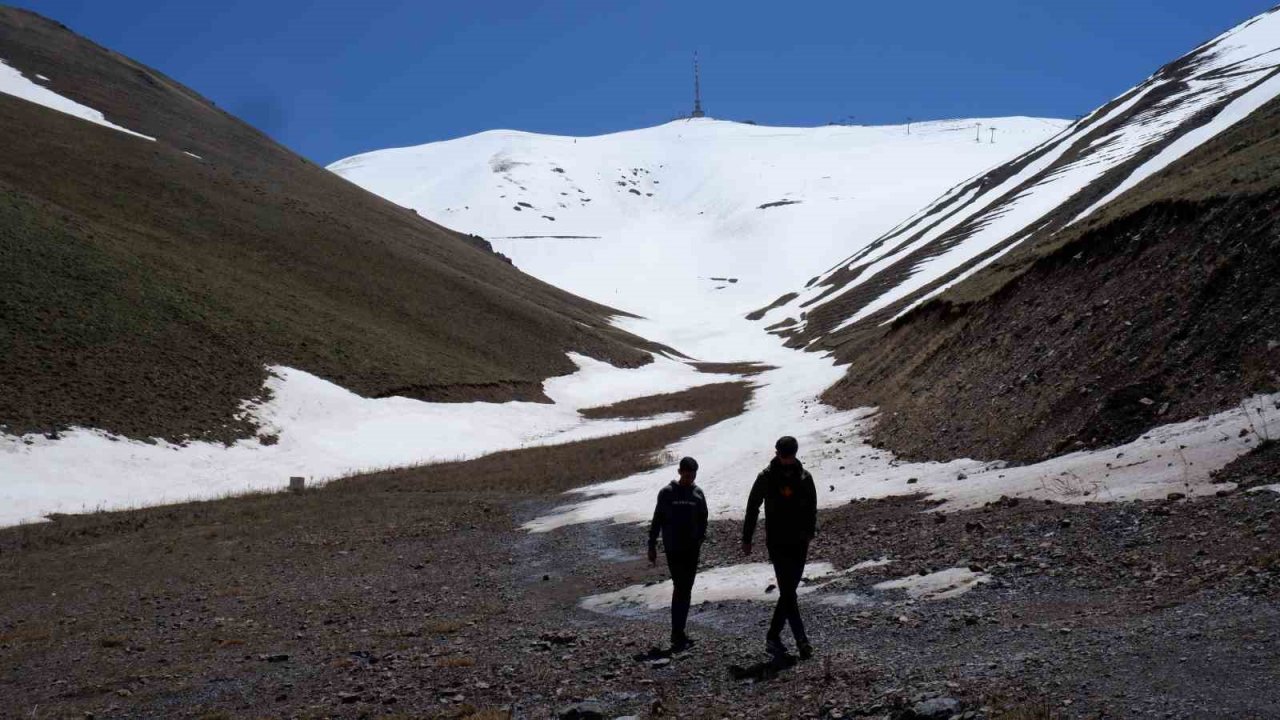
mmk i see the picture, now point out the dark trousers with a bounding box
[666,549,699,643]
[768,541,809,644]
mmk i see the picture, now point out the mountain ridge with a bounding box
[770,5,1280,461]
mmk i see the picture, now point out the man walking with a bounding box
[648,456,708,653]
[742,435,817,659]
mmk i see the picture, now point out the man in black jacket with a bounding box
[742,435,817,659]
[648,456,708,653]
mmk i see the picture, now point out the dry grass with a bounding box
[579,381,748,419]
[0,7,662,443]
[692,361,777,377]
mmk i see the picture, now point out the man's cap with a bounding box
[775,436,799,457]
[679,456,699,472]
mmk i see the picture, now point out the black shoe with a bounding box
[671,635,695,653]
[797,640,814,660]
[765,635,789,658]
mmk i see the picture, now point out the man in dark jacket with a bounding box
[648,456,708,652]
[742,435,817,659]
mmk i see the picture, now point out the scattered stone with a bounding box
[540,631,578,646]
[910,696,961,719]
[558,700,605,719]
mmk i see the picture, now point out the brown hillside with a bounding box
[0,7,665,443]
[821,94,1280,462]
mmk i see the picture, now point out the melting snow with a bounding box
[873,567,991,600]
[780,9,1280,331]
[529,392,1280,531]
[0,59,153,141]
[330,117,1065,331]
[581,561,844,612]
[581,557,988,613]
[16,19,1279,532]
[0,355,718,526]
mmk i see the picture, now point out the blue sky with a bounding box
[18,1,1277,164]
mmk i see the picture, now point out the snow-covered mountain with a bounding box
[329,117,1066,350]
[771,6,1280,343]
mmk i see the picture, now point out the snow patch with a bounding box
[329,117,1065,333]
[783,8,1280,332]
[1074,71,1280,223]
[873,567,990,600]
[529,391,1280,531]
[581,561,843,612]
[0,355,719,527]
[0,59,153,141]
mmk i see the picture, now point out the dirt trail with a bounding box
[2,379,1278,718]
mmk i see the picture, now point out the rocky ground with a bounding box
[2,426,1278,719]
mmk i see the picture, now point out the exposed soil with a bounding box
[1212,439,1280,490]
[807,91,1280,464]
[823,192,1280,463]
[0,8,664,444]
[374,383,554,405]
[692,362,778,377]
[2,412,1277,719]
[746,294,798,321]
[579,383,749,421]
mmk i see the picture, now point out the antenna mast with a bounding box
[691,52,705,118]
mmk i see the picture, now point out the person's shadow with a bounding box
[728,653,797,681]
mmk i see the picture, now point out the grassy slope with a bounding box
[0,8,662,442]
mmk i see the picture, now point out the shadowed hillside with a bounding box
[0,7,665,443]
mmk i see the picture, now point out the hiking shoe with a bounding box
[765,635,789,658]
[670,636,696,654]
[797,640,814,660]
